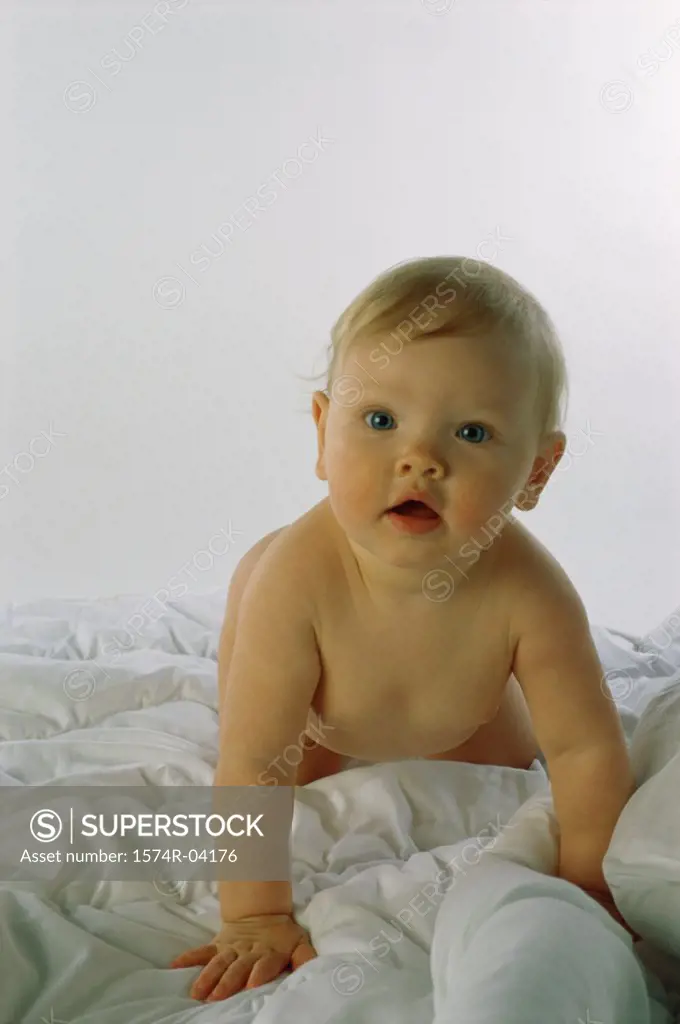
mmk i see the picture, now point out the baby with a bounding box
[171,255,635,1001]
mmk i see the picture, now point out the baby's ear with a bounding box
[515,432,566,511]
[312,390,330,481]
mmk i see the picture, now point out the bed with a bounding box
[0,590,679,1023]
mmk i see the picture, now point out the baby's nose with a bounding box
[396,449,445,480]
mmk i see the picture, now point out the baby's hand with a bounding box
[170,913,317,1001]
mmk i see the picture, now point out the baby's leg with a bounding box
[295,738,348,786]
[427,675,539,771]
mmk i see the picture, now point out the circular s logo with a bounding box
[153,876,187,900]
[30,809,63,842]
[330,374,364,408]
[63,668,96,701]
[422,568,455,602]
[599,80,634,114]
[63,81,97,114]
[600,668,634,705]
[153,276,185,309]
[331,962,365,995]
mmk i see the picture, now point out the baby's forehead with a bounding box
[359,380,528,419]
[343,332,534,409]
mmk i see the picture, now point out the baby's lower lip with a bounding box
[385,510,442,534]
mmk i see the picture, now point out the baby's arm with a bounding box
[173,535,322,999]
[215,539,321,916]
[510,568,635,895]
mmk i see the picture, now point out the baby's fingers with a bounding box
[190,951,237,1000]
[170,943,216,968]
[205,954,257,1001]
[291,940,317,970]
[245,951,290,989]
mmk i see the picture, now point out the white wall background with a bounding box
[1,0,679,635]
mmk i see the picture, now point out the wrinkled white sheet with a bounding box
[0,591,677,1023]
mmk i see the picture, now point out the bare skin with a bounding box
[172,330,635,1000]
[256,504,540,778]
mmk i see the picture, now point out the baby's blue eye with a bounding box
[364,410,395,431]
[457,423,490,444]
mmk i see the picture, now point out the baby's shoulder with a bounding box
[501,519,586,631]
[501,519,579,602]
[233,500,337,608]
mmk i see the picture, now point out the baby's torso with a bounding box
[303,508,521,761]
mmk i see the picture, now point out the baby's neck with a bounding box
[342,533,498,607]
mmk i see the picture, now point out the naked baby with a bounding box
[171,255,635,1000]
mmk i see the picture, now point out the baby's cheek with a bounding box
[326,449,377,517]
[453,479,506,533]
[453,483,488,529]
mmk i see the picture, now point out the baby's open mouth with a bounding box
[387,500,440,521]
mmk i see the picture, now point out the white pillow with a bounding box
[604,677,680,957]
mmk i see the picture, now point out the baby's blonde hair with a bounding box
[321,256,568,440]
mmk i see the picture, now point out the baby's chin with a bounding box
[376,513,505,564]
[352,515,460,562]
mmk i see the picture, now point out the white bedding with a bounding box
[0,591,678,1023]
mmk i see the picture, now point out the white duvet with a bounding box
[0,591,678,1023]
